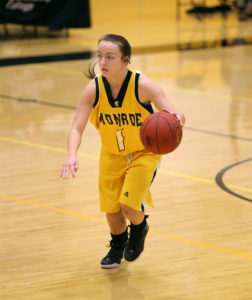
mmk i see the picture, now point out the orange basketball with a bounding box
[140,111,183,154]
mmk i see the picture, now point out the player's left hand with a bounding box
[162,110,185,127]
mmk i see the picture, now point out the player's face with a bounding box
[97,41,128,78]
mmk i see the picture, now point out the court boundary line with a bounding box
[0,136,251,193]
[216,158,252,202]
[0,192,252,259]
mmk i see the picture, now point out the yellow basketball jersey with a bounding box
[90,69,154,155]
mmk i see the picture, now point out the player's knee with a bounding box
[120,204,137,218]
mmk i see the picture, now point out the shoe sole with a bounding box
[100,262,120,269]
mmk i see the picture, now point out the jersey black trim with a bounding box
[93,76,99,108]
[135,72,141,102]
[135,72,154,114]
[102,70,132,108]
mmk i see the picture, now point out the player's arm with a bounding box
[138,73,185,125]
[60,79,96,179]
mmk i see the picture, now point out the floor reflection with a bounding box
[102,263,145,300]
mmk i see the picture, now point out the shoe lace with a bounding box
[106,239,127,251]
[106,240,115,249]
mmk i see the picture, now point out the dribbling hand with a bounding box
[162,109,185,127]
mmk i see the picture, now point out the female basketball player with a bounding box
[60,34,185,269]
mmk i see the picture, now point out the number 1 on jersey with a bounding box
[116,129,125,151]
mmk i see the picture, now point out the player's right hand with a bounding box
[60,155,79,179]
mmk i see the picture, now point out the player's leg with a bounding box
[120,150,161,262]
[106,210,127,234]
[99,148,129,268]
[100,211,128,268]
[121,204,144,225]
[120,204,149,262]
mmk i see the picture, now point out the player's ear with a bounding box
[123,56,130,64]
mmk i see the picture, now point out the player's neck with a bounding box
[106,68,128,87]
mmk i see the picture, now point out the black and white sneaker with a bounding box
[101,241,126,269]
[124,223,149,262]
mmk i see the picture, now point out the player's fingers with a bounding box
[74,161,79,172]
[61,164,69,179]
[162,110,183,126]
[60,165,65,178]
[70,164,76,178]
[170,112,183,127]
[175,115,183,127]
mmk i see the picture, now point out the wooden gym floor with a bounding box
[0,1,252,299]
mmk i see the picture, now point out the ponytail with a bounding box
[86,59,97,79]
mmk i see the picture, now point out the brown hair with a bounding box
[87,34,131,79]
